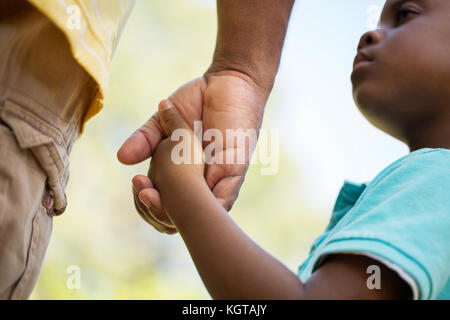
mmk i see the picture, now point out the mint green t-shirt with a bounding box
[297,148,450,300]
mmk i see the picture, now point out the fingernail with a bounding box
[132,179,142,193]
[160,99,173,111]
[139,194,152,209]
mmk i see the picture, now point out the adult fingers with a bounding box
[117,112,164,165]
[205,163,246,212]
[138,187,173,227]
[132,175,177,234]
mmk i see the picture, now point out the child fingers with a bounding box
[158,99,191,135]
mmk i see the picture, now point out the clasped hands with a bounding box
[117,71,269,233]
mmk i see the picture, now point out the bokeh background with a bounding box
[32,0,407,299]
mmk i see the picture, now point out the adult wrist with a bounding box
[205,55,277,93]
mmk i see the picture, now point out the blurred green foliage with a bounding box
[31,0,328,299]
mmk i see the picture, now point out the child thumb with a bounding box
[158,99,191,136]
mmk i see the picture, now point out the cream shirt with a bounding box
[27,0,136,130]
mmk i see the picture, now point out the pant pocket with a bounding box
[0,99,71,214]
[0,122,52,299]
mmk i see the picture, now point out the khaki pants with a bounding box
[0,1,97,298]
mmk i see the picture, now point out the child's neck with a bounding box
[406,114,450,152]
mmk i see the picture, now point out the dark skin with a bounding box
[143,102,412,300]
[138,0,450,299]
[119,0,296,233]
[352,0,450,151]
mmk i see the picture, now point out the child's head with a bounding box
[351,0,450,150]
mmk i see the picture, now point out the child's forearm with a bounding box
[160,176,305,299]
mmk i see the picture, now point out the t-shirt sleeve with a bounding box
[310,150,450,300]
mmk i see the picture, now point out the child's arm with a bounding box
[151,168,304,299]
[140,100,412,300]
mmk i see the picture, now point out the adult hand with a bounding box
[117,70,271,234]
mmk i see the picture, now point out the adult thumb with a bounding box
[158,99,191,136]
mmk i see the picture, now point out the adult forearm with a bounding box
[161,178,304,299]
[207,0,295,90]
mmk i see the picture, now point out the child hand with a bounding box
[140,100,205,214]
